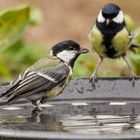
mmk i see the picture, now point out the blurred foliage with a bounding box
[0,5,140,82]
[0,5,30,51]
[0,40,47,81]
[125,14,140,76]
[29,7,43,25]
[73,53,95,77]
[0,5,46,82]
[129,27,140,75]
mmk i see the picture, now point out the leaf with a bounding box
[0,59,11,77]
[0,5,30,51]
[29,7,43,25]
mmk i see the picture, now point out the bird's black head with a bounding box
[51,40,89,67]
[52,40,81,55]
[97,3,124,26]
[102,4,120,19]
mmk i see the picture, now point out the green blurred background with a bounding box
[0,0,140,82]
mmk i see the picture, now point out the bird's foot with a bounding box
[129,73,136,87]
[32,105,42,113]
[32,107,42,113]
[89,74,98,87]
[31,100,42,112]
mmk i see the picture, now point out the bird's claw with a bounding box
[129,73,136,87]
[32,105,42,113]
[89,74,98,87]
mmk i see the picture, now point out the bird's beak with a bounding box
[106,19,111,26]
[79,48,89,54]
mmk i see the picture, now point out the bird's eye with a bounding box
[69,46,74,50]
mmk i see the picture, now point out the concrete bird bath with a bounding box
[0,78,140,140]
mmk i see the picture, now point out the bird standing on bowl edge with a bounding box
[0,40,89,110]
[89,3,140,87]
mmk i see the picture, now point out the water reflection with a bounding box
[0,102,140,134]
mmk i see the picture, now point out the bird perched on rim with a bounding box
[0,40,88,110]
[89,3,140,87]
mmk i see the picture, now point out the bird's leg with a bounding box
[90,57,103,86]
[31,100,42,112]
[123,56,136,87]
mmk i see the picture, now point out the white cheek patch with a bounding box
[113,11,124,23]
[97,10,105,23]
[57,50,77,63]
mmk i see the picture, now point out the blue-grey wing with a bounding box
[1,63,70,103]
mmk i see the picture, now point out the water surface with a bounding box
[0,101,140,135]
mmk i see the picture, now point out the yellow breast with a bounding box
[89,25,131,58]
[89,25,107,57]
[112,28,130,57]
[46,65,72,99]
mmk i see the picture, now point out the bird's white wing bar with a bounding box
[37,72,57,83]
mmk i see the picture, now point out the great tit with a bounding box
[89,3,140,86]
[0,40,88,110]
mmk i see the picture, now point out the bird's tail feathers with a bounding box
[0,96,8,105]
[129,41,140,53]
